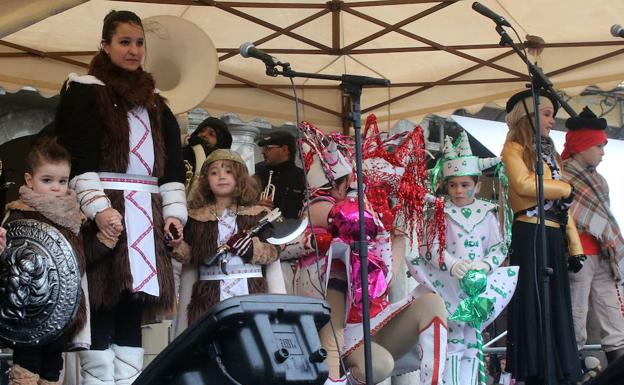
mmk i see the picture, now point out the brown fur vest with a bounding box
[184,205,278,325]
[83,193,175,312]
[64,53,178,312]
[87,52,167,179]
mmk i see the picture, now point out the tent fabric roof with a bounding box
[2,0,624,131]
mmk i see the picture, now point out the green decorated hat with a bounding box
[441,131,500,179]
[430,130,501,190]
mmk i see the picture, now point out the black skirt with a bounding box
[506,221,582,384]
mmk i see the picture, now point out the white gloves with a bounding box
[469,261,491,273]
[450,261,491,279]
[450,261,471,279]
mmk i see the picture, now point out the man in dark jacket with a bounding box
[255,131,305,219]
[183,116,232,191]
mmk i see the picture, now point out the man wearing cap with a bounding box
[561,106,624,365]
[255,130,305,219]
[183,116,232,192]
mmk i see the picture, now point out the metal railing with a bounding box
[482,330,603,354]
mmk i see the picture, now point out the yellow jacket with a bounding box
[501,141,584,256]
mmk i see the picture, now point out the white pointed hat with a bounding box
[305,141,353,189]
[441,131,500,178]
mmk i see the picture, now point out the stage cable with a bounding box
[289,77,350,377]
[512,23,546,369]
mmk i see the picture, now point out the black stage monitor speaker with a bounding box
[135,294,331,385]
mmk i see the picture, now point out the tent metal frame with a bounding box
[1,0,624,131]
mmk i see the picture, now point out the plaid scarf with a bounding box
[563,157,624,279]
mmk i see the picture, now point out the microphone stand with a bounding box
[267,60,390,385]
[492,25,577,385]
[495,26,577,117]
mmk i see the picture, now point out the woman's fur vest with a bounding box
[54,53,185,312]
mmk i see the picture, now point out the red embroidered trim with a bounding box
[342,298,414,357]
[432,316,442,385]
[129,110,153,176]
[126,190,157,292]
[100,177,157,185]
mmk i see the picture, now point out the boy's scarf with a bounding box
[563,158,624,279]
[16,185,82,235]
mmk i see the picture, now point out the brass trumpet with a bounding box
[260,170,276,202]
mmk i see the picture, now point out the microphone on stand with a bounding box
[611,24,624,38]
[472,2,512,27]
[239,42,281,66]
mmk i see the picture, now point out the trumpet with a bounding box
[260,170,276,202]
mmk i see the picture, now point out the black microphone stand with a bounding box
[492,24,577,385]
[265,61,390,385]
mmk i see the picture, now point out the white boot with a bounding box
[323,376,347,384]
[459,357,478,385]
[417,316,447,385]
[111,344,144,385]
[442,354,461,385]
[79,349,115,385]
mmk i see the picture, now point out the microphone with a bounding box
[239,42,280,66]
[472,2,511,27]
[611,24,624,38]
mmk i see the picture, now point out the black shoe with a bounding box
[605,348,624,365]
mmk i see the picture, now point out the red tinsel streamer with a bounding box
[361,114,445,259]
[298,115,446,260]
[433,197,446,267]
[366,184,395,231]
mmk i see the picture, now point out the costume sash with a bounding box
[125,107,159,296]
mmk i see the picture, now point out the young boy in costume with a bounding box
[561,107,624,364]
[2,137,100,385]
[408,131,518,385]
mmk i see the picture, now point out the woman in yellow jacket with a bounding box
[502,90,584,385]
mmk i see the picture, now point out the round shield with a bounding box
[0,219,81,345]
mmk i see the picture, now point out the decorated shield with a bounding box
[0,219,81,345]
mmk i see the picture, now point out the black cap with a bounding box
[506,89,560,115]
[257,130,296,147]
[191,117,232,149]
[565,106,607,131]
[257,130,297,156]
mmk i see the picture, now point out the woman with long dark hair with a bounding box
[54,10,186,384]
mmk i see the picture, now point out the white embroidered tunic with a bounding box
[125,107,159,296]
[409,199,518,331]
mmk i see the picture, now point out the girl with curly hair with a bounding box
[173,149,280,331]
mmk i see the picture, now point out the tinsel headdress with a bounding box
[361,114,446,262]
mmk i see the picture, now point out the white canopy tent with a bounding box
[1,0,624,131]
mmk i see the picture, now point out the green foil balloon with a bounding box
[450,269,495,329]
[460,269,487,297]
